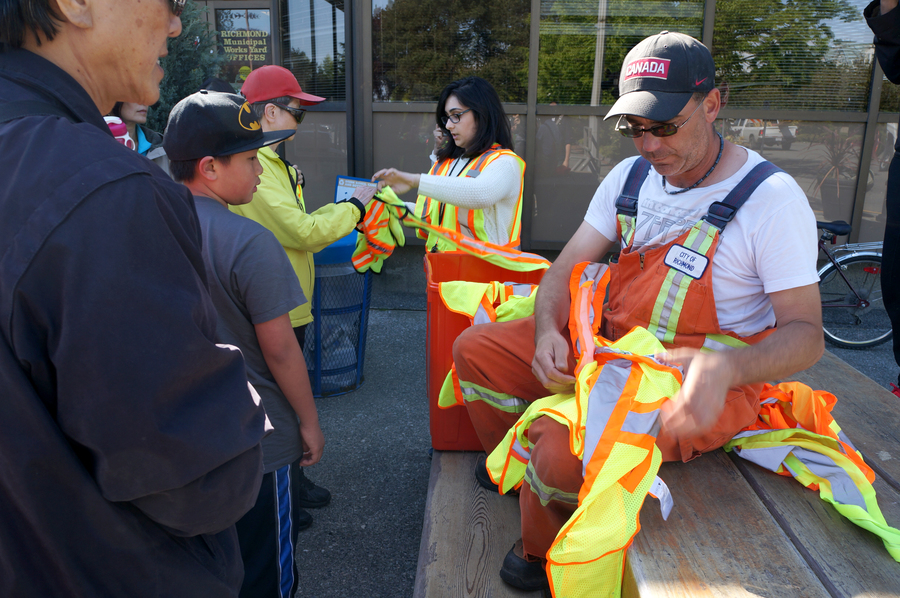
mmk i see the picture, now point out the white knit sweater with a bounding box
[417,154,522,246]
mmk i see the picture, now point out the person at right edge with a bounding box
[865,0,900,397]
[452,31,824,591]
[235,65,376,527]
[0,0,268,596]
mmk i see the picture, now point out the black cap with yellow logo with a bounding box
[163,90,295,161]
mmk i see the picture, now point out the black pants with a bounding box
[884,152,900,380]
[235,461,305,598]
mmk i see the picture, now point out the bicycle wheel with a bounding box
[819,254,892,349]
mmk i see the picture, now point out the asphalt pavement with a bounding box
[293,245,900,598]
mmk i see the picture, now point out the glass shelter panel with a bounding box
[285,111,349,212]
[531,115,638,245]
[372,0,530,102]
[536,0,704,106]
[858,121,895,243]
[722,118,864,224]
[281,0,346,101]
[712,1,873,110]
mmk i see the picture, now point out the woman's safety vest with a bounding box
[414,144,525,252]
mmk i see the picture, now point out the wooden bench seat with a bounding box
[415,351,900,597]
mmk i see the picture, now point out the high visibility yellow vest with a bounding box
[414,145,525,251]
[437,280,539,410]
[726,383,900,560]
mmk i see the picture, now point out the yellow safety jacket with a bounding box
[414,145,525,252]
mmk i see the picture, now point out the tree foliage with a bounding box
[372,0,530,102]
[148,1,224,132]
[713,0,864,110]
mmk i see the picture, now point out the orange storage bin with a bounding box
[424,253,545,451]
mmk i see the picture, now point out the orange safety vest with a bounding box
[415,144,525,251]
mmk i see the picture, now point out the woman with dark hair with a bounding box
[373,76,525,250]
[108,102,170,174]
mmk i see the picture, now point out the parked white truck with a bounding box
[731,119,798,150]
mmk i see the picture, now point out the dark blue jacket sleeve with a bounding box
[866,0,900,84]
[10,170,269,536]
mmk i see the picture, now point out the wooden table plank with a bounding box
[413,451,547,598]
[625,449,830,598]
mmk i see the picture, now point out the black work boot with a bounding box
[296,467,331,509]
[499,539,549,591]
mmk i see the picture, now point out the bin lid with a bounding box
[314,231,358,265]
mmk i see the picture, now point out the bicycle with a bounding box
[817,220,891,349]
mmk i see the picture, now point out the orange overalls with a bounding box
[455,157,783,560]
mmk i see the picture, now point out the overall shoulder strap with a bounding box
[0,100,78,124]
[702,161,784,231]
[615,157,652,217]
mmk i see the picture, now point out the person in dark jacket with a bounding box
[0,1,270,596]
[866,0,900,395]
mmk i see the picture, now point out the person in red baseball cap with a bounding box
[231,66,375,538]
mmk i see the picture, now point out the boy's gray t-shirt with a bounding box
[194,195,307,473]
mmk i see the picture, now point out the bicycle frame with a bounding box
[818,240,883,310]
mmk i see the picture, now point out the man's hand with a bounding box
[532,328,576,393]
[299,420,325,467]
[352,184,377,207]
[657,348,736,439]
[372,168,420,196]
[296,168,305,188]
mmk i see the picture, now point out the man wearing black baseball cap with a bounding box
[166,90,324,598]
[453,31,824,592]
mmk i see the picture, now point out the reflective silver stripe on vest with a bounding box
[512,437,531,462]
[507,283,533,296]
[474,303,491,326]
[583,359,632,475]
[524,460,580,507]
[460,385,529,412]
[702,336,734,352]
[838,430,857,451]
[792,447,867,510]
[621,410,661,437]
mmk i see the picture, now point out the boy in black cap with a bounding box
[164,91,323,598]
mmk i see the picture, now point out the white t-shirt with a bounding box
[584,148,819,336]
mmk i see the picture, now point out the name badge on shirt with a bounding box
[663,245,709,280]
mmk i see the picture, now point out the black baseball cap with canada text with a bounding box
[604,31,715,123]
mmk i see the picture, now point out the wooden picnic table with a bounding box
[414,350,900,597]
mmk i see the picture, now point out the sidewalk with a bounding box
[297,246,430,598]
[293,245,899,597]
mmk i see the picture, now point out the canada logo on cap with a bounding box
[623,58,670,81]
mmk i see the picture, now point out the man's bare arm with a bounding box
[532,221,616,392]
[255,313,324,466]
[659,283,825,438]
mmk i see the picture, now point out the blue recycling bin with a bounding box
[302,231,373,397]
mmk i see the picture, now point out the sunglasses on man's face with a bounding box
[615,98,705,139]
[272,103,307,124]
[170,0,186,17]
